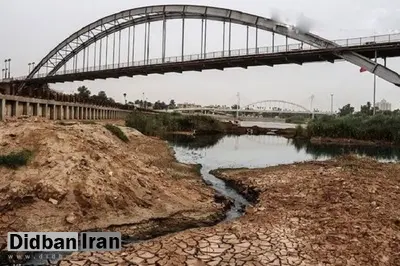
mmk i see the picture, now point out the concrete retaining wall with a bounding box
[0,94,131,121]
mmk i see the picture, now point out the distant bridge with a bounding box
[171,100,331,115]
[2,4,400,93]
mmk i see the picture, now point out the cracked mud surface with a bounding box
[59,156,400,265]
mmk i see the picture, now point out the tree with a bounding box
[97,91,108,101]
[169,99,176,109]
[231,104,240,110]
[360,101,379,116]
[338,104,354,116]
[77,86,91,98]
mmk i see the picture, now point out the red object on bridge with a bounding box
[360,67,368,73]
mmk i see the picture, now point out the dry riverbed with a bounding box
[0,120,226,260]
[59,155,400,266]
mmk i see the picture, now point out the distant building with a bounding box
[376,99,392,111]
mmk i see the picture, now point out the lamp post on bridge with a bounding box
[123,93,127,105]
[5,59,11,79]
[1,69,5,80]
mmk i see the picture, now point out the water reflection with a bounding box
[164,134,225,150]
[169,134,400,162]
[292,139,400,161]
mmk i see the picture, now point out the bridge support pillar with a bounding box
[93,108,97,120]
[23,102,29,116]
[64,106,69,120]
[50,105,55,120]
[42,104,47,118]
[83,107,87,120]
[33,103,39,116]
[0,98,5,121]
[12,101,18,117]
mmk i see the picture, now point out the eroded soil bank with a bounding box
[59,156,400,266]
[0,120,226,254]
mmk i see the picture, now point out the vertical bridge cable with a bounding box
[229,21,232,56]
[118,30,122,67]
[132,26,135,65]
[94,40,97,71]
[99,38,102,70]
[83,47,86,72]
[112,32,116,67]
[144,22,147,63]
[246,26,249,55]
[204,18,207,59]
[255,27,258,54]
[86,45,89,71]
[272,32,275,52]
[146,22,151,64]
[162,16,166,63]
[222,21,225,56]
[105,35,109,69]
[200,18,204,58]
[181,17,185,62]
[127,26,131,66]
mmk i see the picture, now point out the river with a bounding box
[168,134,400,221]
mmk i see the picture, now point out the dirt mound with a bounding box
[0,121,224,240]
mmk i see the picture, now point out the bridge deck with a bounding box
[4,42,400,85]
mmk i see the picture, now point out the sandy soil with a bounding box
[59,156,400,265]
[0,119,226,250]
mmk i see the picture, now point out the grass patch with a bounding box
[0,149,33,169]
[104,124,129,142]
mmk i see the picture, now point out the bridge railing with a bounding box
[7,32,400,82]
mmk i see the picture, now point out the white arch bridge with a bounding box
[170,100,331,116]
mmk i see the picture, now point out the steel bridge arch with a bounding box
[243,100,311,113]
[26,4,400,86]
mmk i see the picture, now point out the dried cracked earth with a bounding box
[59,156,400,266]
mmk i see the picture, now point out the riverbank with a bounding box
[58,155,400,265]
[0,120,227,262]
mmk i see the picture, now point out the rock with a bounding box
[49,198,58,205]
[65,213,77,224]
[108,171,113,177]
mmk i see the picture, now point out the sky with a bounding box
[1,0,400,111]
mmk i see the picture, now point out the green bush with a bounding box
[0,149,33,169]
[307,114,400,143]
[125,111,225,136]
[104,124,129,142]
